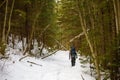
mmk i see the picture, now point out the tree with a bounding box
[0,0,8,55]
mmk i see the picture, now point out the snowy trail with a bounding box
[0,50,95,80]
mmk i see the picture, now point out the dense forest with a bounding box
[0,0,120,80]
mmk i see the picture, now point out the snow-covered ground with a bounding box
[0,50,95,80]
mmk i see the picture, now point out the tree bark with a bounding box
[1,0,8,55]
[2,0,8,43]
[24,1,44,55]
[75,0,101,80]
[112,0,120,79]
[6,0,15,42]
[113,0,119,34]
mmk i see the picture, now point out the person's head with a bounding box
[70,43,75,50]
[70,42,75,47]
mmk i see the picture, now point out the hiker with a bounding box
[69,45,77,66]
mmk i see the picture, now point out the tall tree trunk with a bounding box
[24,0,44,55]
[112,0,120,79]
[75,0,101,80]
[113,0,119,34]
[27,13,40,55]
[2,0,8,43]
[1,0,8,55]
[116,0,120,31]
[23,3,30,55]
[6,0,15,42]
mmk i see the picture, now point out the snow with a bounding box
[0,50,95,80]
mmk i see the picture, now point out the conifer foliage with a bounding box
[0,0,120,80]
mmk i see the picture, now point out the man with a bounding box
[69,46,77,66]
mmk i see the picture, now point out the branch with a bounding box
[19,55,29,61]
[69,29,89,42]
[49,36,67,50]
[0,56,9,59]
[39,24,50,38]
[54,39,67,50]
[27,61,42,66]
[41,50,58,59]
[0,0,6,8]
[81,75,85,80]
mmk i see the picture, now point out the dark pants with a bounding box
[71,57,76,66]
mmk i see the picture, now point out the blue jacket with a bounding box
[70,47,77,58]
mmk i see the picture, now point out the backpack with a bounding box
[71,47,76,57]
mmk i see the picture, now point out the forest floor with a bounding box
[0,49,95,80]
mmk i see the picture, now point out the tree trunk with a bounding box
[6,0,15,42]
[75,0,101,80]
[112,0,120,79]
[113,0,119,34]
[24,1,44,55]
[2,0,8,43]
[1,0,8,55]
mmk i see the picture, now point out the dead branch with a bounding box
[41,50,58,59]
[0,0,6,8]
[27,61,42,66]
[50,36,67,50]
[70,29,89,42]
[39,24,50,38]
[81,75,85,80]
[0,56,9,59]
[54,39,67,50]
[19,55,29,61]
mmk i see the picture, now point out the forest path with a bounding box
[0,50,95,80]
